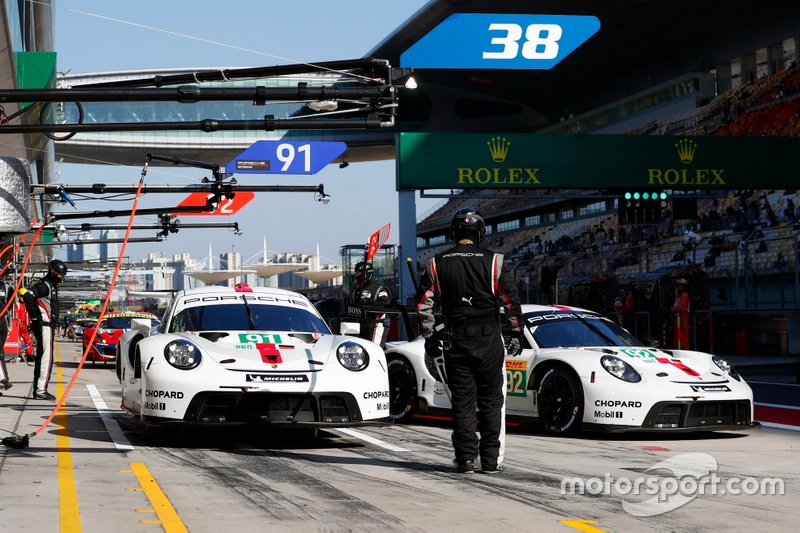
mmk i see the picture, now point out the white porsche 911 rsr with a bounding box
[385,304,757,435]
[115,285,390,427]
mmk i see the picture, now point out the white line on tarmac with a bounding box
[333,428,408,452]
[750,381,800,387]
[760,421,800,432]
[755,402,800,411]
[86,384,134,451]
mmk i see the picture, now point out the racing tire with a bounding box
[115,346,122,381]
[387,357,417,423]
[537,365,584,435]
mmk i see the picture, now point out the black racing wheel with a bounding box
[387,357,417,422]
[537,366,584,435]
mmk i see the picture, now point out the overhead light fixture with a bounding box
[339,161,349,169]
[308,100,338,112]
[392,68,418,90]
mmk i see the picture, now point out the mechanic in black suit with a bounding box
[18,259,68,400]
[416,207,523,475]
[0,271,14,393]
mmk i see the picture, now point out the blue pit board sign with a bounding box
[400,13,600,70]
[226,140,347,175]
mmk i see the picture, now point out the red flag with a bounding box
[366,223,391,261]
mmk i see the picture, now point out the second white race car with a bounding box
[385,304,757,434]
[116,284,390,428]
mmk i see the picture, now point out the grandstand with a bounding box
[415,45,800,358]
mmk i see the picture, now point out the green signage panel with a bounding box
[396,132,800,190]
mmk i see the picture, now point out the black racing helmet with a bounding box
[49,259,68,280]
[354,261,374,282]
[449,207,486,243]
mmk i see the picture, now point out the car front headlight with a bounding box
[337,341,369,371]
[601,355,641,382]
[712,355,741,381]
[164,339,201,370]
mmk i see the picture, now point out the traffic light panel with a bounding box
[619,191,669,224]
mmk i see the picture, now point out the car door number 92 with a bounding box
[506,367,527,397]
[483,23,562,60]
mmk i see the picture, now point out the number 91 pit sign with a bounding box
[225,140,347,175]
[400,13,600,70]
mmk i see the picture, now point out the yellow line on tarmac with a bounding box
[560,519,607,532]
[55,344,82,532]
[130,463,188,533]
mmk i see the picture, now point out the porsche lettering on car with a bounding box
[384,304,757,434]
[115,284,390,427]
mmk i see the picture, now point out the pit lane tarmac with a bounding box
[0,339,797,532]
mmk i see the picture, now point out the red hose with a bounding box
[31,173,146,437]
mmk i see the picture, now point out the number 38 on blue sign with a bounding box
[400,14,600,70]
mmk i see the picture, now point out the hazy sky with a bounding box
[52,0,436,267]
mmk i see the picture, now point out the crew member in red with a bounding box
[671,278,690,349]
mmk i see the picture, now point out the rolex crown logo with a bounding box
[487,136,511,163]
[674,138,697,164]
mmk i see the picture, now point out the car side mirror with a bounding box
[130,318,152,333]
[340,321,361,336]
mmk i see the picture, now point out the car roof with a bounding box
[102,312,157,319]
[177,285,312,302]
[520,304,598,315]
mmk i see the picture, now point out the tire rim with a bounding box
[540,373,577,428]
[388,363,415,417]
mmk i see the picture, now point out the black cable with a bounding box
[69,192,137,202]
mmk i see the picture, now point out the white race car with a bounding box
[115,284,390,427]
[385,304,757,434]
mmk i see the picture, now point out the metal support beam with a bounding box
[79,58,390,88]
[61,222,239,231]
[0,115,385,134]
[34,183,325,195]
[0,85,391,103]
[20,237,165,246]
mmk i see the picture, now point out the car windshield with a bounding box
[168,303,330,334]
[525,311,641,348]
[101,317,135,329]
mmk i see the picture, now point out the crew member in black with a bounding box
[351,261,392,348]
[417,207,523,475]
[19,259,68,400]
